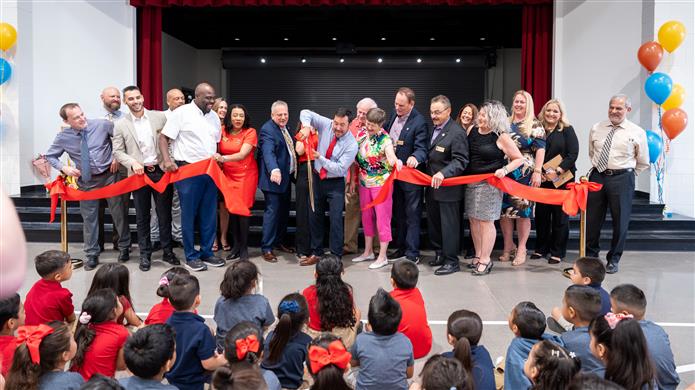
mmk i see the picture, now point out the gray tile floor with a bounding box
[16,243,695,388]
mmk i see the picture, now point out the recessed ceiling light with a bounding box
[284,37,289,41]
[332,37,337,41]
[377,58,383,63]
[416,58,422,63]
[480,37,486,41]
[234,37,240,41]
[339,58,345,63]
[380,37,386,41]
[456,58,461,63]
[301,58,307,63]
[260,58,266,63]
[429,37,435,41]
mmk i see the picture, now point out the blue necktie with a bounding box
[80,130,92,182]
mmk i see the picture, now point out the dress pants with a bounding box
[132,167,173,259]
[294,164,313,256]
[392,182,422,258]
[310,175,345,257]
[261,187,291,253]
[230,214,250,258]
[175,170,217,261]
[535,182,569,258]
[586,170,635,263]
[426,189,460,266]
[79,171,131,259]
[343,181,361,252]
[150,189,183,242]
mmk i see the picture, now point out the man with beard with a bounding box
[159,83,225,272]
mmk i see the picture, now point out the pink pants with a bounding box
[359,185,393,243]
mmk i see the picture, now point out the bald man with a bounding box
[164,88,186,119]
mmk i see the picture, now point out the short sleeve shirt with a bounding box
[213,294,275,351]
[356,129,394,188]
[390,288,432,359]
[24,279,74,326]
[261,331,312,389]
[0,335,17,377]
[351,331,414,390]
[39,371,85,390]
[165,311,217,390]
[145,298,175,325]
[161,102,221,163]
[72,322,129,380]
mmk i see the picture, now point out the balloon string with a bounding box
[656,105,666,204]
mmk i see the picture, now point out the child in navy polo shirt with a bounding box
[119,324,178,389]
[165,274,226,390]
[24,250,76,327]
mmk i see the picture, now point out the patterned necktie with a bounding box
[319,136,338,180]
[595,126,617,172]
[80,130,92,182]
[431,127,442,145]
[106,112,114,122]
[280,127,297,174]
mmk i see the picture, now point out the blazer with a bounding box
[258,118,293,193]
[112,110,167,176]
[384,107,429,191]
[543,125,579,175]
[425,118,469,202]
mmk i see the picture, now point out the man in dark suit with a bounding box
[425,95,469,275]
[258,100,297,262]
[384,87,428,263]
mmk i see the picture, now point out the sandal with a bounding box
[212,243,219,252]
[512,249,527,266]
[467,257,480,269]
[498,247,517,262]
[548,256,562,264]
[221,243,232,252]
[530,252,545,260]
[472,261,494,275]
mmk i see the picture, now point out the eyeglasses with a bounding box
[430,108,450,116]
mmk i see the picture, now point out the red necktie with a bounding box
[320,136,337,180]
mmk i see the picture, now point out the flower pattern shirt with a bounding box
[356,129,393,188]
[502,120,547,218]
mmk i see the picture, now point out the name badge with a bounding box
[396,140,404,146]
[435,146,446,153]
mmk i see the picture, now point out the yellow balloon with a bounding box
[0,23,17,51]
[658,21,686,53]
[662,83,686,111]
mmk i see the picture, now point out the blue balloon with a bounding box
[644,72,673,105]
[0,58,11,85]
[645,130,663,163]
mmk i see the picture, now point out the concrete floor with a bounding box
[16,243,695,388]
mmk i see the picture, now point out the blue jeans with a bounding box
[175,174,217,261]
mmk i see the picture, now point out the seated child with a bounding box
[24,250,76,326]
[505,301,562,390]
[524,340,580,390]
[261,293,312,390]
[6,321,83,390]
[214,260,274,351]
[559,285,605,375]
[79,374,124,390]
[306,333,352,390]
[389,259,432,359]
[165,274,227,390]
[221,321,280,390]
[568,372,627,390]
[350,288,414,390]
[0,293,24,377]
[212,367,267,390]
[119,323,178,389]
[71,289,128,380]
[442,309,495,390]
[87,263,142,328]
[413,355,470,390]
[549,257,610,333]
[145,267,190,325]
[610,284,680,389]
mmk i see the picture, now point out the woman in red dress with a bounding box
[213,104,258,261]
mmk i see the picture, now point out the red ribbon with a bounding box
[308,340,352,373]
[235,334,260,360]
[15,324,55,364]
[363,167,602,217]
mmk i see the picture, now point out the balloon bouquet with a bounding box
[638,20,688,206]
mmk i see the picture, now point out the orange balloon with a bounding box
[662,108,688,140]
[637,41,663,72]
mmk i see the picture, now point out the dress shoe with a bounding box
[434,263,460,276]
[202,256,226,267]
[275,244,295,254]
[300,255,320,267]
[262,251,278,263]
[226,252,241,261]
[428,254,444,267]
[118,248,130,262]
[139,257,151,271]
[162,250,180,265]
[84,256,99,271]
[606,262,619,274]
[472,261,494,276]
[387,249,405,260]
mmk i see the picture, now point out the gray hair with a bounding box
[480,100,511,134]
[366,107,386,125]
[610,94,631,109]
[430,95,451,109]
[271,100,288,114]
[356,97,377,110]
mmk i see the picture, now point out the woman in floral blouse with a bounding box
[351,108,400,269]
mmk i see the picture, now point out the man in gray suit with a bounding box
[113,85,180,271]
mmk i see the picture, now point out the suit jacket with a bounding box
[258,119,293,193]
[425,118,469,202]
[384,108,429,191]
[112,109,167,176]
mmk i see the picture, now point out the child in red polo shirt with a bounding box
[24,250,76,326]
[389,259,432,359]
[0,293,24,376]
[145,267,190,325]
[71,289,128,380]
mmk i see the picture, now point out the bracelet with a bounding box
[502,166,509,175]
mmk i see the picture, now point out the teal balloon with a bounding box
[645,130,663,163]
[644,72,672,104]
[0,58,11,85]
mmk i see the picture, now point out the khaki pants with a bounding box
[343,182,361,253]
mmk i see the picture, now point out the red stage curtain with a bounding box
[521,3,553,115]
[131,0,551,6]
[137,7,163,110]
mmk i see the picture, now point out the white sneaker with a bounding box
[368,258,389,269]
[352,253,375,263]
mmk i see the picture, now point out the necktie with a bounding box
[319,136,338,180]
[595,126,616,173]
[106,112,114,122]
[431,127,442,145]
[80,130,92,182]
[280,127,297,174]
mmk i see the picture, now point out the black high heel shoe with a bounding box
[530,252,545,260]
[472,261,493,276]
[467,257,480,269]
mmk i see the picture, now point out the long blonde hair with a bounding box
[537,99,570,133]
[509,90,536,137]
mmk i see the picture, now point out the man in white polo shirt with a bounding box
[159,82,225,272]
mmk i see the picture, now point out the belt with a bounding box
[600,168,633,176]
[174,160,189,167]
[145,165,157,172]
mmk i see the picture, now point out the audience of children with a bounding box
[0,293,23,377]
[410,355,470,390]
[24,250,76,327]
[212,367,268,390]
[302,255,361,348]
[87,263,143,328]
[145,267,190,325]
[389,259,432,359]
[523,339,581,390]
[559,285,605,375]
[118,323,178,389]
[306,333,352,390]
[218,321,281,390]
[442,309,495,390]
[214,260,274,351]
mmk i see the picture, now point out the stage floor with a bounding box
[16,243,695,387]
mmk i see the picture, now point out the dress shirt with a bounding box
[161,102,221,163]
[132,112,158,166]
[299,109,358,178]
[588,119,649,174]
[430,118,450,145]
[45,119,114,175]
[164,109,173,120]
[389,110,411,141]
[102,108,124,122]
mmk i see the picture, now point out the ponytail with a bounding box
[212,366,266,390]
[452,337,475,390]
[74,289,119,368]
[267,293,308,364]
[224,322,264,372]
[307,333,351,390]
[447,309,482,390]
[157,267,190,299]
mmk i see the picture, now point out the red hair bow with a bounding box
[308,340,352,373]
[15,324,55,364]
[235,334,260,360]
